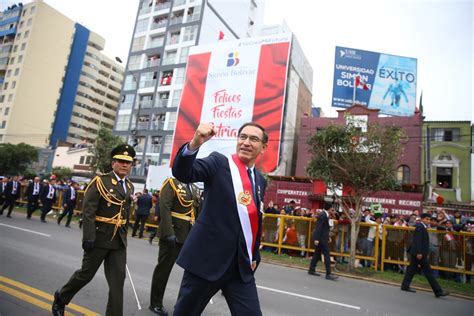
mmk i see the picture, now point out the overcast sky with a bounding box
[3,0,472,121]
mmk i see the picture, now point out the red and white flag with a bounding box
[355,75,369,90]
[218,31,225,40]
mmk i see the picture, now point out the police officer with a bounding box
[149,177,196,315]
[52,144,135,316]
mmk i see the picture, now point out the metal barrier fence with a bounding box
[14,186,473,277]
[261,214,474,277]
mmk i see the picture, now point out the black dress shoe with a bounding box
[308,270,321,276]
[149,305,168,315]
[41,220,47,223]
[6,215,12,218]
[325,274,338,281]
[435,291,449,298]
[52,290,65,316]
[401,287,416,293]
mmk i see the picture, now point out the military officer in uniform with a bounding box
[52,144,135,316]
[149,177,196,316]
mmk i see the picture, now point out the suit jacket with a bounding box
[4,181,20,200]
[159,178,194,243]
[312,211,330,244]
[26,182,42,200]
[63,186,77,208]
[135,193,152,216]
[408,223,430,257]
[82,173,134,249]
[40,184,56,204]
[172,145,265,283]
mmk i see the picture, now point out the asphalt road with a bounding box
[1,212,473,316]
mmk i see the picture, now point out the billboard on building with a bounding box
[332,46,417,116]
[170,33,292,172]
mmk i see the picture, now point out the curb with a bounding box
[261,258,473,301]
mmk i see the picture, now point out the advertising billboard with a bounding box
[332,46,417,116]
[170,33,292,173]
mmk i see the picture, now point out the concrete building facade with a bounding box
[0,0,123,148]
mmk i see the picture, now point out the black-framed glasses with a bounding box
[238,133,262,143]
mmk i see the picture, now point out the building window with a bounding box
[14,68,19,76]
[27,18,33,27]
[160,71,173,86]
[135,18,149,33]
[127,55,141,70]
[6,69,11,77]
[148,34,164,49]
[18,55,23,63]
[167,30,180,44]
[155,92,169,108]
[30,6,36,14]
[86,156,93,165]
[396,165,410,184]
[115,114,131,131]
[13,45,17,53]
[171,89,181,107]
[186,5,201,22]
[436,167,452,188]
[123,75,138,90]
[182,25,198,42]
[165,111,177,130]
[4,107,9,116]
[179,46,189,63]
[131,36,146,52]
[120,94,135,109]
[16,32,21,39]
[163,135,173,154]
[431,128,460,141]
[24,30,29,38]
[173,67,185,85]
[11,81,16,89]
[162,50,177,65]
[148,136,163,153]
[139,71,157,88]
[151,113,165,130]
[79,156,85,164]
[9,57,15,64]
[8,94,13,102]
[21,43,26,51]
[1,121,6,129]
[3,82,8,90]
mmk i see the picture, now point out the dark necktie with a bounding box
[118,180,125,193]
[247,168,258,206]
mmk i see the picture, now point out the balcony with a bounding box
[155,98,168,108]
[169,16,183,25]
[155,1,171,11]
[144,58,160,68]
[139,6,151,15]
[174,0,186,6]
[139,80,157,89]
[151,19,168,30]
[139,99,153,109]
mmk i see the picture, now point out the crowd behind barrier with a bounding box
[10,184,474,281]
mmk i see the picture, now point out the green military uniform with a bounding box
[54,144,135,316]
[149,177,196,312]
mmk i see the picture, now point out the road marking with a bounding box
[257,285,361,310]
[0,223,51,237]
[0,284,76,315]
[0,276,100,315]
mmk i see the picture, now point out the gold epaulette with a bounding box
[160,178,193,208]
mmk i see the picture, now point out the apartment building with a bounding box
[113,0,265,178]
[0,0,123,148]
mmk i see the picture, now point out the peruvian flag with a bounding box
[218,31,225,40]
[355,75,369,90]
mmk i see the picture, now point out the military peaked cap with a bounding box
[111,144,136,162]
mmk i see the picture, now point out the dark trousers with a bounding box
[132,214,148,237]
[40,200,53,221]
[58,245,126,316]
[27,196,40,218]
[150,240,182,308]
[1,196,17,216]
[309,241,332,275]
[58,204,75,226]
[401,254,443,295]
[174,258,261,316]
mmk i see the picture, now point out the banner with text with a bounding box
[332,46,417,116]
[171,33,292,172]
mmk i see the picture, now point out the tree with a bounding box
[306,122,404,270]
[0,143,38,175]
[89,128,124,174]
[52,166,73,181]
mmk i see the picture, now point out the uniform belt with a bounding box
[171,210,195,225]
[95,215,127,226]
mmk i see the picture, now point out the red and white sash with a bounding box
[228,154,259,265]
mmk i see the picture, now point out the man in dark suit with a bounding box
[132,189,152,238]
[52,144,135,316]
[308,203,338,280]
[172,122,267,315]
[0,177,8,208]
[149,178,196,315]
[26,176,42,219]
[401,213,449,297]
[0,175,20,218]
[57,181,79,227]
[39,178,56,223]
